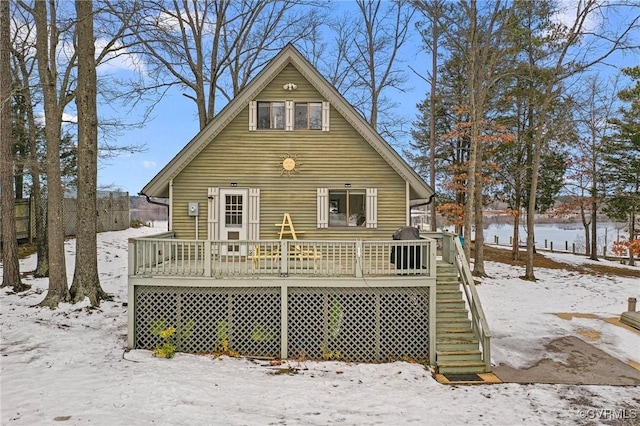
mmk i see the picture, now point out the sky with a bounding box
[92,1,640,196]
[1,224,639,424]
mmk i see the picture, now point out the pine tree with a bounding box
[603,67,640,265]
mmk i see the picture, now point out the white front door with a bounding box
[219,188,248,256]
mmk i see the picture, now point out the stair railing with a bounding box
[447,234,492,372]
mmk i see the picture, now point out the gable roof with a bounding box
[142,44,434,200]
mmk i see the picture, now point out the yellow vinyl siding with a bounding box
[172,64,407,240]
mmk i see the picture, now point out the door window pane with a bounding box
[225,195,243,226]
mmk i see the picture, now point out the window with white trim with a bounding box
[317,187,377,229]
[257,101,285,129]
[329,190,366,227]
[295,102,322,130]
[251,100,330,132]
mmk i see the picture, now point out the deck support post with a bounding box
[127,280,135,349]
[281,284,288,359]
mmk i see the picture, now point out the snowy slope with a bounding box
[1,226,638,425]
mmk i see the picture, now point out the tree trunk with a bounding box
[580,201,591,257]
[16,50,49,277]
[589,182,598,261]
[33,191,49,277]
[429,9,438,232]
[70,0,110,306]
[473,140,487,276]
[462,0,478,262]
[629,191,637,267]
[34,0,69,307]
[512,208,520,261]
[0,0,26,291]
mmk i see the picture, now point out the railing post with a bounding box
[128,239,136,275]
[450,235,456,263]
[355,240,362,278]
[484,335,491,372]
[428,239,437,278]
[204,241,212,277]
[280,240,288,275]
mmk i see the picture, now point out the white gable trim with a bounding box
[142,45,433,200]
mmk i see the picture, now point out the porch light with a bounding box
[344,183,351,188]
[230,182,237,187]
[283,82,297,91]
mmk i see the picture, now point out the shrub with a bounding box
[130,219,148,229]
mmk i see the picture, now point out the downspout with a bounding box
[138,191,170,231]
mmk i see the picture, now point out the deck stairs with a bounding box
[435,261,488,374]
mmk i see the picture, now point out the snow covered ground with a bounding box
[1,225,639,425]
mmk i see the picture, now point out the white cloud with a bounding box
[34,111,78,126]
[143,160,157,169]
[96,39,147,75]
[62,112,78,124]
[554,0,600,33]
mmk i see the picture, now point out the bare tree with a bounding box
[17,0,141,307]
[523,0,639,280]
[117,0,324,130]
[414,0,447,231]
[330,0,413,139]
[31,0,76,306]
[11,8,48,277]
[70,0,110,306]
[566,75,619,260]
[435,0,515,271]
[1,0,26,292]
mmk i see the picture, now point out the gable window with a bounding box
[295,102,322,130]
[329,190,366,227]
[257,101,285,129]
[250,100,330,132]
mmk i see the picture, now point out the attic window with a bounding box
[257,101,285,130]
[250,100,329,132]
[295,102,322,130]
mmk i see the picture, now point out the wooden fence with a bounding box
[0,192,129,242]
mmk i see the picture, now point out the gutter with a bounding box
[410,192,437,208]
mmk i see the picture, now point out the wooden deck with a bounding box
[128,238,438,279]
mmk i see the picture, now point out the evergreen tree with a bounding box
[603,66,640,265]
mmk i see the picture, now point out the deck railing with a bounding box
[128,235,437,279]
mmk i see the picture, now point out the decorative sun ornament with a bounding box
[279,154,301,176]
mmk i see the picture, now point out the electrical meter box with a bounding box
[188,202,199,216]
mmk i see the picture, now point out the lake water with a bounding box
[481,222,630,255]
